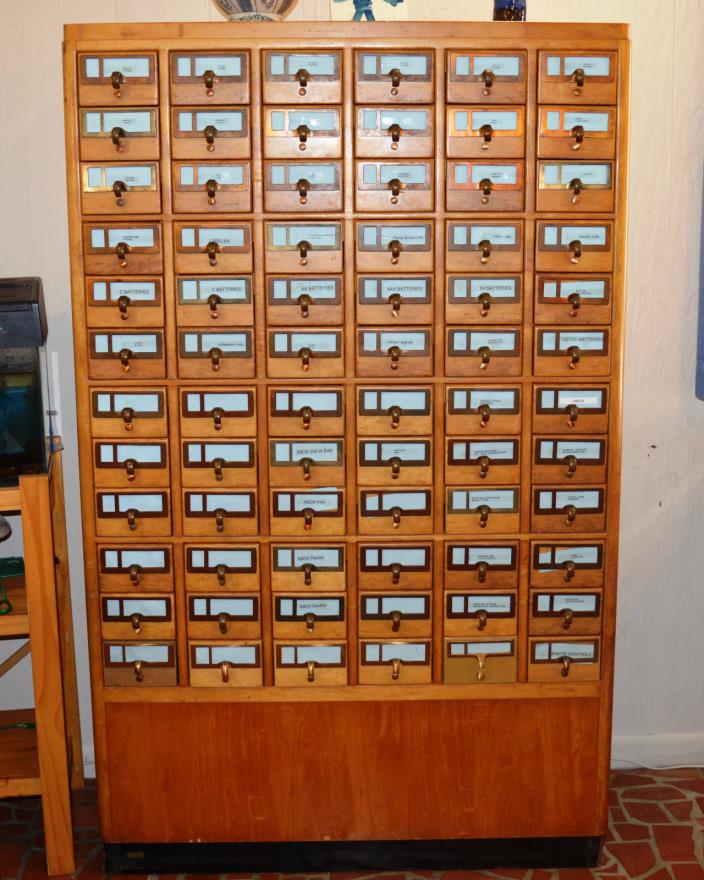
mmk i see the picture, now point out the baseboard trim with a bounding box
[612,732,704,769]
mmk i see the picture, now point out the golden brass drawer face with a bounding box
[530,541,605,588]
[187,595,260,640]
[359,640,432,685]
[445,386,521,435]
[532,437,607,484]
[268,388,344,437]
[181,441,257,488]
[444,592,517,637]
[357,386,432,436]
[539,52,617,105]
[81,162,160,214]
[537,161,614,212]
[446,328,521,377]
[79,108,159,161]
[189,642,262,688]
[185,545,259,592]
[355,161,434,212]
[447,51,527,104]
[263,50,342,104]
[271,545,346,592]
[183,491,258,537]
[536,222,613,273]
[535,328,610,377]
[83,223,162,275]
[535,276,611,325]
[274,642,347,686]
[100,595,174,640]
[447,222,523,273]
[355,107,433,158]
[443,638,517,684]
[274,595,346,640]
[102,641,177,687]
[532,487,606,533]
[355,51,434,104]
[174,223,253,274]
[96,491,170,538]
[446,275,521,325]
[170,52,250,105]
[446,438,520,485]
[447,161,524,212]
[359,594,432,639]
[180,389,256,438]
[176,276,252,327]
[357,329,432,378]
[269,439,344,487]
[529,591,602,636]
[356,223,433,273]
[265,222,343,274]
[91,389,167,438]
[270,489,345,537]
[98,545,173,593]
[528,637,601,682]
[264,162,342,212]
[178,330,254,379]
[93,441,168,489]
[267,330,343,378]
[264,107,342,159]
[446,107,525,158]
[358,489,433,536]
[172,162,252,213]
[445,542,518,590]
[86,278,163,328]
[171,108,250,159]
[533,385,609,434]
[358,439,432,487]
[538,107,616,159]
[267,276,342,326]
[446,487,520,535]
[357,276,432,325]
[88,331,165,380]
[79,53,158,106]
[358,544,433,591]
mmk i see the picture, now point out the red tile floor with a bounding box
[1,770,702,879]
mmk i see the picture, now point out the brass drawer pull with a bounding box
[300,457,312,481]
[203,69,216,96]
[568,292,581,317]
[298,293,311,318]
[121,406,135,431]
[391,610,402,633]
[133,660,144,682]
[300,346,312,372]
[119,348,132,373]
[390,456,401,480]
[209,347,223,372]
[561,655,572,677]
[296,67,309,96]
[303,563,314,586]
[479,239,492,265]
[111,126,126,152]
[126,509,138,531]
[479,292,492,317]
[480,124,494,151]
[206,241,221,267]
[388,178,402,205]
[389,293,402,318]
[300,405,313,430]
[571,124,585,150]
[478,455,490,479]
[569,240,582,264]
[391,506,402,529]
[388,345,401,371]
[208,293,220,319]
[569,178,583,205]
[115,241,130,268]
[303,508,314,531]
[124,459,137,481]
[478,404,491,428]
[391,657,401,680]
[562,609,574,631]
[128,564,141,586]
[204,124,217,152]
[567,346,581,370]
[213,457,225,482]
[564,504,577,526]
[388,123,401,150]
[297,124,310,151]
[480,178,493,205]
[477,609,488,631]
[220,661,231,683]
[571,67,586,95]
[117,294,130,320]
[564,560,576,582]
[477,504,490,528]
[297,178,310,205]
[388,239,403,265]
[130,613,143,634]
[111,70,124,97]
[481,69,494,96]
[212,406,224,431]
[216,564,227,586]
[112,180,127,207]
[215,508,225,533]
[305,613,316,634]
[298,240,311,265]
[476,654,487,681]
[391,563,401,585]
[389,404,401,430]
[205,179,219,206]
[479,346,491,371]
[306,660,316,682]
[218,612,229,634]
[389,67,403,96]
[565,403,579,428]
[477,561,488,583]
[564,454,578,478]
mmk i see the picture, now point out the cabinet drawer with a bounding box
[355,106,433,158]
[274,642,347,687]
[445,386,521,435]
[533,385,609,434]
[444,542,519,590]
[93,440,168,489]
[538,107,617,159]
[355,50,434,104]
[447,107,525,158]
[358,438,432,487]
[96,490,171,538]
[174,223,253,274]
[358,543,433,591]
[355,161,434,212]
[446,487,520,536]
[532,486,606,533]
[263,50,342,104]
[530,541,605,589]
[535,275,612,325]
[83,223,162,275]
[532,436,607,484]
[529,591,602,636]
[273,595,346,641]
[534,328,610,377]
[447,51,526,104]
[266,276,343,326]
[359,593,432,639]
[445,592,517,638]
[176,276,253,327]
[91,388,167,438]
[358,489,433,536]
[181,440,257,488]
[359,640,432,685]
[269,438,345,487]
[447,161,524,212]
[264,107,342,159]
[357,328,433,378]
[536,221,613,273]
[270,489,345,537]
[102,641,177,687]
[178,329,254,379]
[446,437,520,485]
[88,331,165,380]
[357,386,433,436]
[86,277,163,328]
[267,329,343,378]
[265,222,343,274]
[447,221,523,273]
[271,544,346,592]
[446,327,521,377]
[100,595,174,641]
[446,275,522,325]
[80,162,160,214]
[537,161,614,213]
[187,594,260,640]
[356,222,433,273]
[79,108,159,161]
[189,642,262,688]
[539,52,618,105]
[357,275,432,325]
[184,545,259,593]
[264,161,342,212]
[170,52,249,105]
[171,108,250,160]
[183,490,258,537]
[172,162,252,213]
[443,638,517,684]
[528,637,601,682]
[180,388,256,438]
[268,387,344,437]
[79,53,158,106]
[98,545,173,593]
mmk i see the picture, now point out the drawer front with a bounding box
[102,641,177,687]
[358,640,432,685]
[180,388,256,438]
[447,221,523,273]
[265,222,343,274]
[91,389,167,438]
[444,542,519,590]
[357,386,433,436]
[538,107,617,159]
[93,440,168,489]
[534,328,610,377]
[447,160,524,212]
[83,224,162,275]
[535,275,612,325]
[172,162,252,213]
[269,439,345,487]
[273,595,346,640]
[530,541,605,589]
[359,593,432,639]
[445,487,520,536]
[539,52,618,105]
[444,592,517,638]
[263,50,342,104]
[445,386,521,435]
[358,543,433,591]
[528,637,602,682]
[446,438,520,485]
[529,591,602,636]
[187,594,260,640]
[537,161,614,212]
[189,642,262,688]
[171,108,250,160]
[358,489,433,536]
[533,385,609,434]
[81,162,160,214]
[357,329,433,378]
[447,51,527,104]
[274,642,347,686]
[100,595,174,641]
[79,53,158,106]
[267,330,343,378]
[264,107,342,158]
[88,331,165,380]
[184,545,259,593]
[178,330,255,379]
[357,275,433,325]
[532,436,607,484]
[443,638,517,684]
[355,161,434,212]
[176,276,253,327]
[183,491,258,537]
[268,387,345,437]
[355,50,434,104]
[446,275,522,325]
[447,107,525,158]
[358,438,432,487]
[170,52,250,105]
[536,222,613,273]
[271,544,346,592]
[181,440,257,488]
[531,487,606,533]
[174,223,253,274]
[86,277,163,328]
[79,108,159,161]
[98,545,173,593]
[356,223,433,273]
[270,489,345,537]
[267,276,343,326]
[446,327,521,377]
[355,106,433,158]
[264,161,343,212]
[95,490,171,538]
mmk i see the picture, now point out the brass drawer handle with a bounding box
[565,403,579,428]
[203,69,216,96]
[299,405,312,430]
[478,455,490,479]
[220,661,231,683]
[204,124,217,152]
[477,609,488,631]
[479,239,492,265]
[121,406,135,432]
[208,293,220,319]
[298,293,311,318]
[479,292,492,317]
[562,608,574,631]
[568,292,581,318]
[571,124,585,151]
[564,504,577,526]
[389,404,401,430]
[111,126,126,152]
[388,178,402,205]
[133,660,144,682]
[111,70,124,97]
[305,612,316,634]
[480,178,493,205]
[388,123,401,150]
[390,456,401,480]
[300,346,312,372]
[298,240,311,266]
[561,655,572,677]
[391,506,402,529]
[479,346,491,371]
[209,347,223,372]
[480,124,494,151]
[297,178,310,206]
[389,67,403,96]
[388,345,401,371]
[300,457,312,481]
[391,657,401,680]
[303,508,314,531]
[477,561,488,584]
[113,179,127,207]
[130,613,143,634]
[389,293,402,318]
[205,178,219,206]
[128,563,141,586]
[216,563,227,586]
[476,654,487,681]
[563,560,576,582]
[569,239,582,264]
[124,458,137,482]
[215,508,225,533]
[218,612,229,635]
[117,294,131,321]
[564,454,578,478]
[212,406,224,431]
[306,660,316,682]
[303,563,314,586]
[206,241,221,267]
[296,124,310,151]
[569,177,583,205]
[567,346,581,370]
[119,348,132,373]
[388,239,403,265]
[481,69,494,96]
[478,403,491,429]
[391,563,401,585]
[571,68,586,95]
[296,67,309,96]
[213,457,225,482]
[477,504,490,529]
[115,241,130,268]
[126,509,138,531]
[391,610,402,633]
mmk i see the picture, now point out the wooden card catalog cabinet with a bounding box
[65,20,628,870]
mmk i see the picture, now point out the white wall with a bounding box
[1,0,703,773]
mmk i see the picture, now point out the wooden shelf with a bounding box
[0,709,41,797]
[0,575,29,637]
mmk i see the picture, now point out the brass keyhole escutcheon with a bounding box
[305,613,316,634]
[111,70,124,97]
[218,612,229,635]
[215,508,225,533]
[564,454,578,478]
[388,345,401,371]
[572,67,586,95]
[480,124,494,151]
[391,506,402,530]
[388,239,403,265]
[564,504,577,526]
[113,179,127,207]
[130,613,143,634]
[298,293,311,318]
[478,404,491,429]
[388,123,401,150]
[303,508,314,532]
[297,178,310,206]
[297,124,310,151]
[300,405,313,430]
[478,455,490,479]
[565,403,579,428]
[567,346,581,370]
[569,239,582,265]
[479,346,491,371]
[569,177,583,205]
[128,564,141,586]
[389,67,402,96]
[133,660,144,683]
[209,347,223,372]
[220,662,231,683]
[480,178,493,205]
[568,292,581,318]
[477,504,490,529]
[206,178,219,206]
[303,563,314,586]
[208,293,220,319]
[477,609,488,631]
[391,610,402,633]
[117,294,131,321]
[119,348,132,373]
[571,124,585,150]
[124,458,137,482]
[300,457,313,481]
[121,406,135,432]
[390,456,401,480]
[476,654,487,682]
[298,240,311,266]
[562,608,574,631]
[388,178,402,205]
[296,68,309,96]
[206,241,221,267]
[216,563,227,586]
[389,405,401,430]
[213,457,225,482]
[561,655,572,677]
[481,69,494,96]
[477,561,488,584]
[300,346,312,372]
[111,126,126,152]
[306,660,316,682]
[203,69,216,96]
[212,406,224,431]
[479,292,492,318]
[564,560,576,583]
[389,293,402,318]
[126,509,138,532]
[479,239,492,265]
[391,657,401,680]
[116,241,130,269]
[204,125,218,152]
